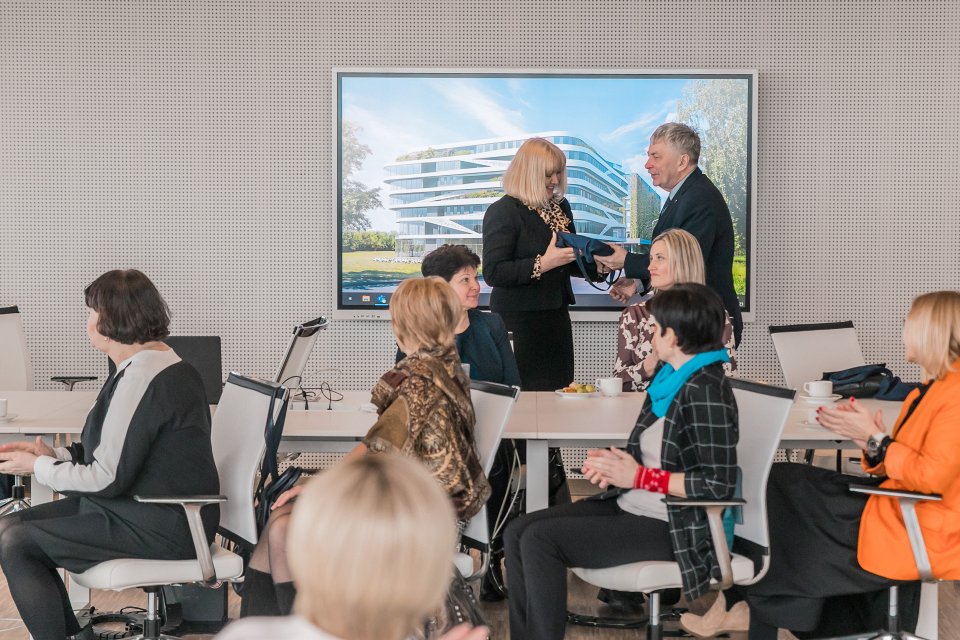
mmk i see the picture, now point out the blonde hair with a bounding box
[288,454,459,640]
[502,137,567,208]
[651,228,705,287]
[903,291,960,380]
[390,276,461,352]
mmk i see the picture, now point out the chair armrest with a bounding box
[849,485,942,502]
[135,494,227,585]
[849,485,941,582]
[663,497,746,508]
[662,496,746,590]
[134,495,227,504]
[50,376,98,391]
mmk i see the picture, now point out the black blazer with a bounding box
[482,195,597,312]
[623,168,742,342]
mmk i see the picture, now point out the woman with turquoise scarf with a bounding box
[503,283,739,640]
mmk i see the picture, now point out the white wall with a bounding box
[2,0,958,392]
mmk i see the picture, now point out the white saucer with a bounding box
[800,394,841,404]
[555,389,600,399]
[0,413,18,423]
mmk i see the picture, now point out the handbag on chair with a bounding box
[555,231,621,291]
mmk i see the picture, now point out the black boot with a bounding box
[480,549,507,602]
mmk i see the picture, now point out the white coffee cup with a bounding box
[596,377,623,397]
[803,380,833,398]
[0,398,7,418]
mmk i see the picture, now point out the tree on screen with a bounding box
[677,80,748,259]
[342,121,382,231]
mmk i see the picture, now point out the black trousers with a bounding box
[504,498,674,640]
[0,496,201,640]
[743,463,920,637]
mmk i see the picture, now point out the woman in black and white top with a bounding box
[0,270,219,640]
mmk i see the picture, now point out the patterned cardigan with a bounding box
[597,363,739,600]
[613,296,737,391]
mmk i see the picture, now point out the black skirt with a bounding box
[744,463,920,636]
[496,307,574,392]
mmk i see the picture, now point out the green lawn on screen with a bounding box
[733,255,746,296]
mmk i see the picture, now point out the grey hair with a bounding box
[650,123,701,165]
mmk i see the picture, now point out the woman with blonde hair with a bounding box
[482,137,600,392]
[681,290,960,638]
[238,277,490,618]
[613,228,737,391]
[217,455,488,640]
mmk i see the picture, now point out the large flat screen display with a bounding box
[335,69,756,320]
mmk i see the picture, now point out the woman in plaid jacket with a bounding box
[504,283,738,640]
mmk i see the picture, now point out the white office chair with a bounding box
[0,305,33,391]
[70,373,287,640]
[569,378,796,640]
[769,321,866,390]
[0,306,35,514]
[848,485,942,639]
[770,321,867,468]
[454,380,521,582]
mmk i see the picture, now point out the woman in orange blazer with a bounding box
[679,291,960,639]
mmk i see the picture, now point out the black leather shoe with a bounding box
[597,587,646,613]
[67,623,95,640]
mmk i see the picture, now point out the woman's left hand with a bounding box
[816,398,884,449]
[0,450,38,476]
[581,448,639,489]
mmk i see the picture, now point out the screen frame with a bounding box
[332,67,757,323]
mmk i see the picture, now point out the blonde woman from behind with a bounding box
[217,454,488,640]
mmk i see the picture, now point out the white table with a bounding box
[0,389,911,620]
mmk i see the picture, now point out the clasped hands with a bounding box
[0,437,55,476]
[815,398,885,450]
[581,448,639,490]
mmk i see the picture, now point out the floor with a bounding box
[1,477,958,639]
[0,571,957,639]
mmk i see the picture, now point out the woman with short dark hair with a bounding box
[504,283,738,640]
[0,269,219,640]
[402,244,520,388]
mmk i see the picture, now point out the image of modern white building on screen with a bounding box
[383,132,646,257]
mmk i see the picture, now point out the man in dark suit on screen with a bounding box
[596,123,743,345]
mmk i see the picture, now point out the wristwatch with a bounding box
[865,432,891,462]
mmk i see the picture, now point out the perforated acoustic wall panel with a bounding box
[1,1,958,394]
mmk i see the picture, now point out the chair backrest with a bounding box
[470,380,521,476]
[0,306,33,390]
[274,316,328,389]
[211,373,287,548]
[460,381,520,547]
[728,378,795,577]
[769,321,866,390]
[107,336,223,403]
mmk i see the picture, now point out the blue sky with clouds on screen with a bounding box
[341,75,697,231]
